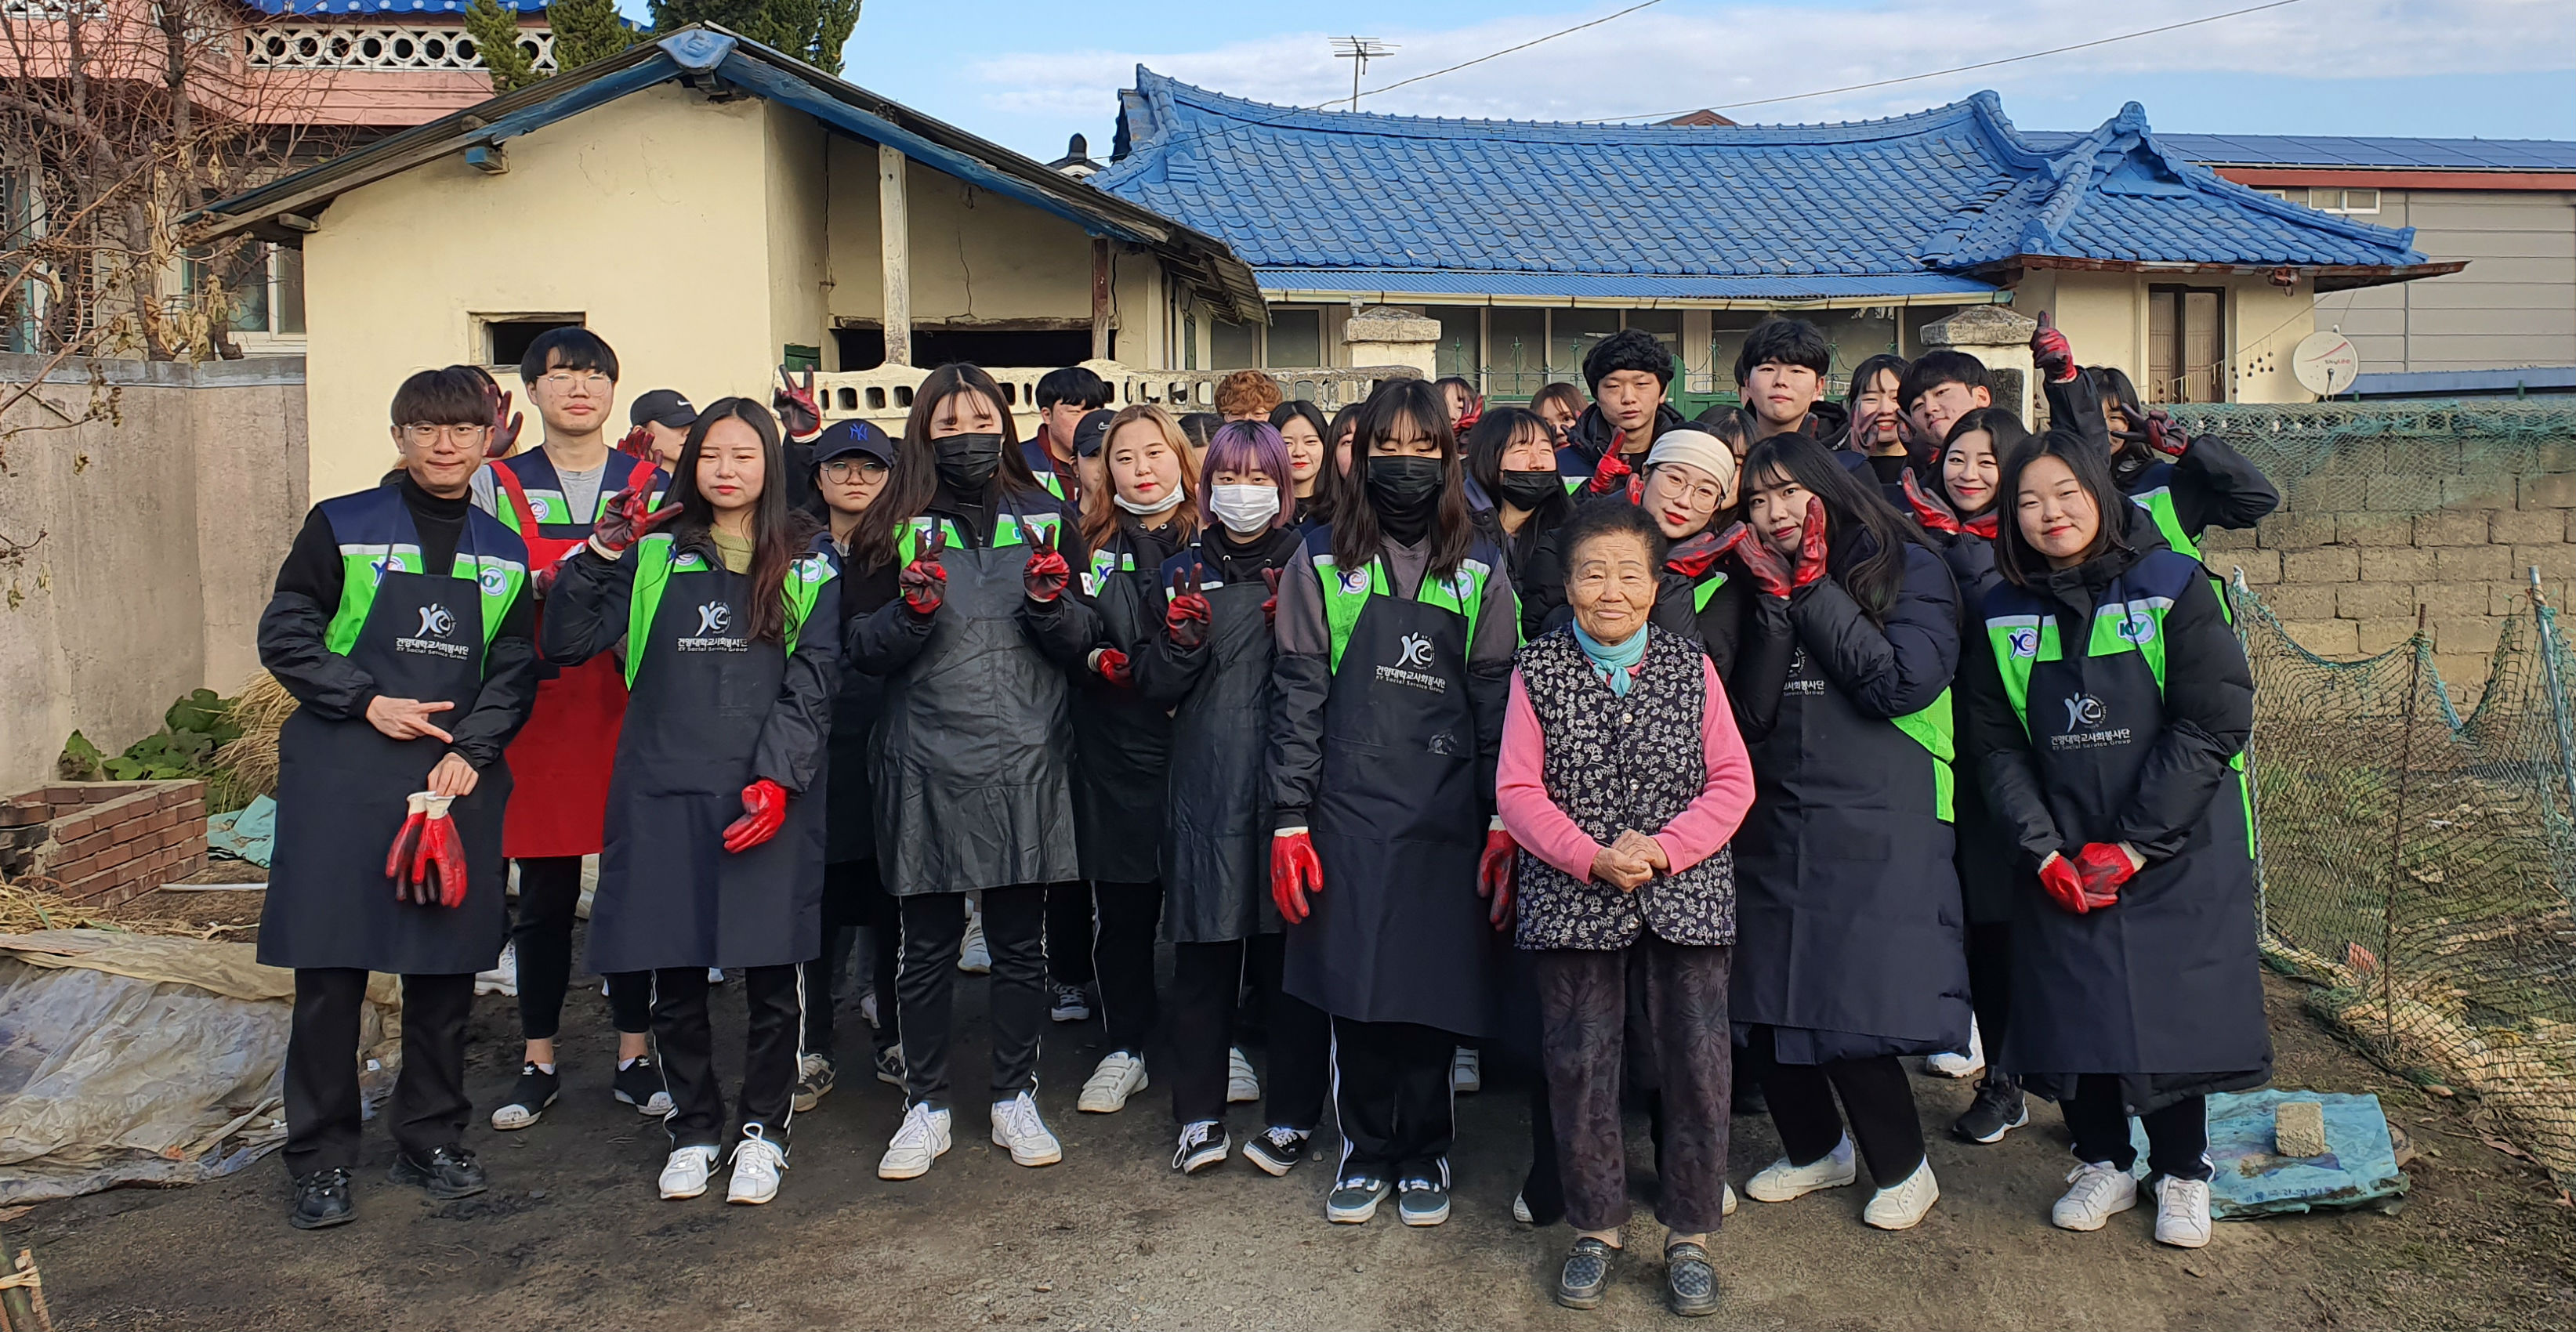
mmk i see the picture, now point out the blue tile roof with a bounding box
[1095,71,2435,297]
[1253,270,2002,302]
[2028,131,2576,172]
[242,1,545,13]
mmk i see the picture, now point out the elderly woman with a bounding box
[1497,500,1755,1317]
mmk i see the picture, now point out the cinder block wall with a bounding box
[2189,417,2576,703]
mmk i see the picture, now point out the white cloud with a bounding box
[968,0,2576,133]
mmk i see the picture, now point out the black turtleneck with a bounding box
[1204,523,1304,582]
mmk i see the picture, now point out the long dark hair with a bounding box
[2090,365,2155,480]
[849,362,1041,572]
[1333,378,1476,581]
[1994,428,2134,588]
[1845,352,1913,458]
[665,397,817,645]
[1465,407,1570,520]
[1740,433,1925,621]
[1938,406,2031,518]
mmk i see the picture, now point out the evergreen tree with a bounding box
[464,0,541,92]
[549,0,639,73]
[650,0,861,74]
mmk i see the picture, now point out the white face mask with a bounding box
[1113,486,1187,517]
[1209,483,1281,534]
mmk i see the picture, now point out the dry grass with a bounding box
[210,671,297,802]
[0,876,252,939]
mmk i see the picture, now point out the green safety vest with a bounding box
[1082,545,1136,599]
[624,533,835,688]
[324,527,527,663]
[1311,550,1502,672]
[894,509,1062,563]
[2128,486,2199,561]
[1892,687,1958,823]
[1691,570,1728,614]
[1982,566,2252,843]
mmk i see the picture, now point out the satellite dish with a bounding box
[2292,331,2360,397]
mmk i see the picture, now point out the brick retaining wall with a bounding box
[1,780,209,906]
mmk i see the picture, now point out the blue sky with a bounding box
[640,1,2575,161]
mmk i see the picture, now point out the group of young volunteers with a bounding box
[257,312,2281,1316]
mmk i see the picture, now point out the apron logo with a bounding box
[696,602,732,635]
[2006,627,2038,658]
[369,557,393,586]
[2052,692,2133,751]
[396,602,472,659]
[2063,693,2106,733]
[1395,632,1433,669]
[416,604,456,639]
[479,566,508,596]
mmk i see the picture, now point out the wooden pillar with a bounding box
[878,143,911,367]
[1090,237,1112,362]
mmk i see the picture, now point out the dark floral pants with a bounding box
[1533,936,1734,1233]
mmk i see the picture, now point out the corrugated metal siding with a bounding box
[2313,190,2576,374]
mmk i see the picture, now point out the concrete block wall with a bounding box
[2190,421,2576,702]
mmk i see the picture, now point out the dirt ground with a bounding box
[16,901,2576,1332]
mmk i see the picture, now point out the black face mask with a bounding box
[933,432,1003,491]
[1365,456,1445,519]
[1497,469,1561,512]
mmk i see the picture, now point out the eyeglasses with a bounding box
[1647,470,1727,512]
[821,458,889,482]
[399,423,491,445]
[538,370,612,393]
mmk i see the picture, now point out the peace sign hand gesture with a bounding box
[1023,523,1071,603]
[1165,566,1213,649]
[900,526,947,617]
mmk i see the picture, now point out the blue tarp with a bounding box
[205,795,275,868]
[2132,1088,2410,1219]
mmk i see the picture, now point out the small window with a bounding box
[485,316,584,369]
[1266,307,1323,367]
[2306,187,2380,215]
[2254,187,2290,201]
[1426,306,1480,378]
[1212,318,1257,371]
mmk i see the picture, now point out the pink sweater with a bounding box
[1496,657,1756,882]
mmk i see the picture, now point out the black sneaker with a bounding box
[1241,1125,1309,1177]
[872,1044,907,1088]
[792,1053,837,1113]
[1173,1119,1229,1175]
[489,1062,560,1131]
[1731,1079,1767,1115]
[388,1143,488,1200]
[1325,1175,1389,1224]
[1397,1175,1450,1227]
[1665,1240,1720,1317]
[1556,1236,1615,1309]
[614,1056,673,1117]
[289,1166,355,1230]
[1049,983,1092,1023]
[1953,1073,2029,1144]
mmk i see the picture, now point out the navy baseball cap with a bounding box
[1072,408,1117,458]
[812,418,895,466]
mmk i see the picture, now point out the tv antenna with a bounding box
[1331,36,1397,110]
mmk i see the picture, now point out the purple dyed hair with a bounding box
[1198,419,1297,530]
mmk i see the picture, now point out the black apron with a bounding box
[1070,527,1172,884]
[588,562,825,972]
[1163,570,1277,943]
[262,524,513,975]
[874,512,1081,896]
[1282,570,1501,1038]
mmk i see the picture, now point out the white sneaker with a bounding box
[1227,1047,1261,1103]
[1725,1182,1738,1216]
[1862,1158,1940,1230]
[2154,1175,2214,1248]
[991,1091,1062,1167]
[958,914,991,974]
[1078,1051,1148,1113]
[2052,1160,2139,1232]
[726,1126,785,1205]
[859,990,880,1030]
[1745,1135,1857,1203]
[474,942,520,997]
[1451,1046,1482,1093]
[657,1144,720,1200]
[706,967,726,984]
[1511,1191,1533,1224]
[1924,1019,1984,1079]
[877,1103,952,1181]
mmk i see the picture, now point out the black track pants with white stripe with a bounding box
[652,963,804,1149]
[1330,1015,1458,1182]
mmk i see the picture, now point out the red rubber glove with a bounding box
[900,526,947,617]
[773,366,822,443]
[1262,567,1281,630]
[1023,525,1071,603]
[1271,827,1323,925]
[2031,311,2076,384]
[1901,469,1964,536]
[587,485,684,561]
[723,780,788,855]
[2140,407,2187,460]
[487,387,522,458]
[2074,842,2141,909]
[1586,447,1632,497]
[1165,566,1212,649]
[2038,852,2091,915]
[614,423,657,461]
[1090,647,1133,687]
[1664,530,1726,579]
[408,794,463,908]
[385,792,427,892]
[1476,823,1516,932]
